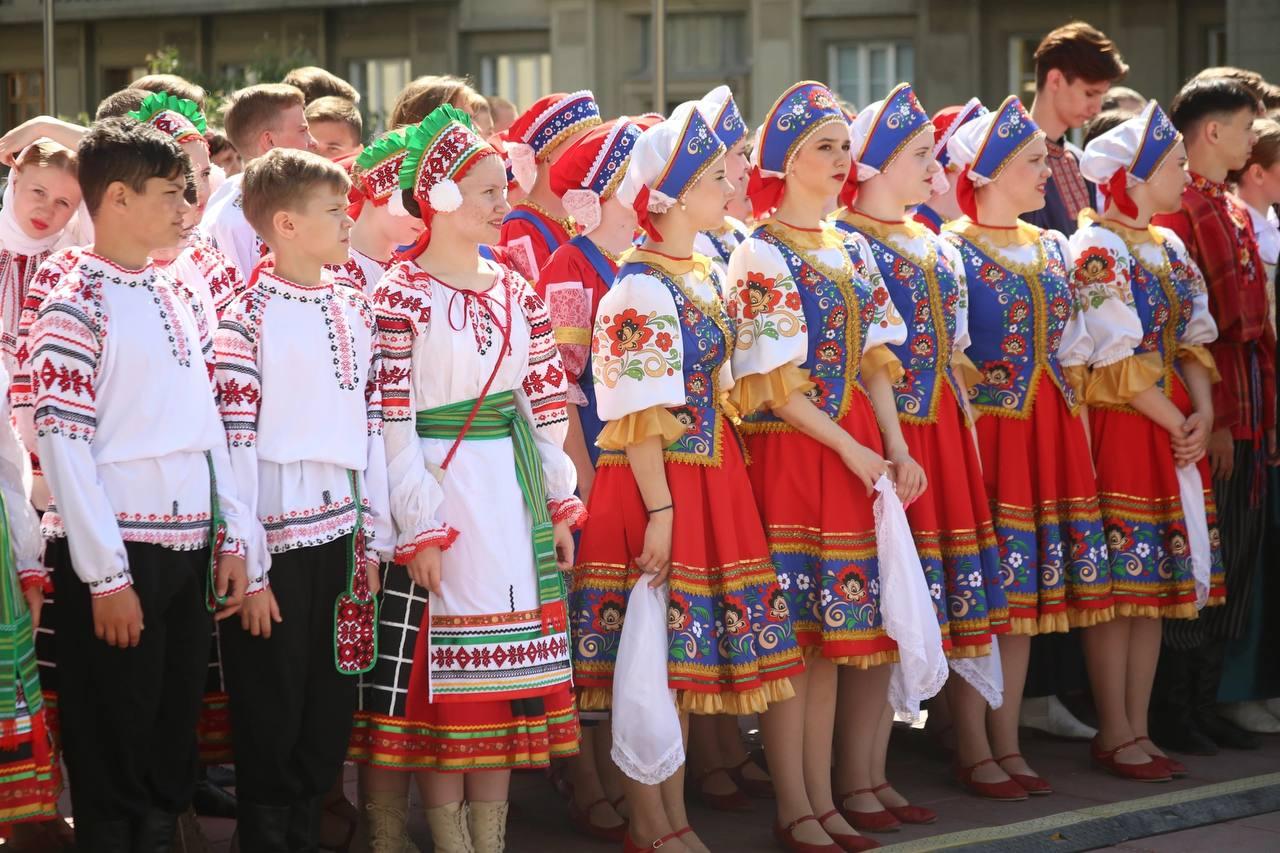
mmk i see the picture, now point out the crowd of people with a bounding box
[0,16,1278,853]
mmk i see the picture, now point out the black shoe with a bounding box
[73,818,132,853]
[134,809,179,853]
[193,777,239,819]
[238,802,291,853]
[1149,720,1219,756]
[1194,709,1260,750]
[286,796,324,853]
[206,764,237,788]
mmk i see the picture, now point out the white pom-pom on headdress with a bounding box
[428,179,464,213]
[929,169,951,196]
[562,188,602,234]
[508,142,538,192]
[387,190,411,218]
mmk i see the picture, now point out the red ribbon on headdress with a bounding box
[955,165,979,221]
[394,221,433,262]
[746,165,786,220]
[838,166,860,210]
[1100,167,1139,219]
[633,184,664,243]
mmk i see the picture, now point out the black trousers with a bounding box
[49,538,212,827]
[221,536,359,807]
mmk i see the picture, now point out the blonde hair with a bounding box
[131,73,208,110]
[223,83,306,157]
[241,148,350,240]
[1229,117,1280,184]
[14,139,78,178]
[389,75,486,130]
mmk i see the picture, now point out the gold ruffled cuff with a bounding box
[1178,344,1222,383]
[595,406,687,451]
[952,351,983,388]
[1084,352,1164,406]
[861,344,905,384]
[1062,364,1089,401]
[729,363,814,415]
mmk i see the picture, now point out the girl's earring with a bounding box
[680,201,687,211]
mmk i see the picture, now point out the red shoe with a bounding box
[816,810,881,851]
[624,828,684,851]
[835,789,900,833]
[690,768,752,812]
[995,753,1053,796]
[954,759,1028,801]
[871,783,936,825]
[1136,736,1187,777]
[727,755,775,798]
[772,815,845,853]
[1090,737,1173,782]
[570,797,628,842]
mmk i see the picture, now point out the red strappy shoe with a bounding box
[816,811,881,851]
[689,768,752,812]
[1090,737,1172,782]
[871,783,937,825]
[570,797,628,842]
[836,789,900,832]
[727,755,775,798]
[954,758,1028,801]
[995,753,1053,795]
[623,828,684,852]
[1136,736,1187,777]
[772,815,844,853]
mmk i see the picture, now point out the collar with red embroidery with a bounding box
[1189,172,1228,199]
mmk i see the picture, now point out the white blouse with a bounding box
[30,253,249,596]
[214,269,391,592]
[330,247,391,296]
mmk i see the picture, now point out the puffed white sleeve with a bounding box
[1047,230,1096,408]
[591,271,689,449]
[1161,230,1220,382]
[724,236,814,413]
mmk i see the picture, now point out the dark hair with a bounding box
[241,148,351,239]
[1083,109,1138,147]
[205,128,235,157]
[282,66,360,105]
[1170,77,1262,135]
[1034,21,1128,90]
[94,87,150,120]
[77,117,190,216]
[1192,67,1280,110]
[131,73,208,110]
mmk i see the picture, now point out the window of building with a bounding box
[102,66,149,98]
[1206,25,1226,67]
[827,41,914,109]
[627,13,748,79]
[478,53,551,109]
[1008,35,1039,103]
[5,71,44,130]
[347,58,412,129]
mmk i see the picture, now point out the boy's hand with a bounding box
[553,520,574,571]
[214,554,248,621]
[22,585,44,630]
[241,589,282,638]
[92,586,144,648]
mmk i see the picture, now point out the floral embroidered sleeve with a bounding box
[30,276,131,595]
[724,236,812,412]
[1161,230,1220,381]
[511,272,583,529]
[213,290,271,591]
[591,271,688,449]
[851,233,907,383]
[358,301,394,563]
[373,266,453,563]
[1048,230,1095,376]
[196,241,250,320]
[536,249,594,407]
[11,249,80,457]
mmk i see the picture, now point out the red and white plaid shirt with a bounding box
[1045,137,1092,223]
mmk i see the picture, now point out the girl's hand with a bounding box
[838,438,890,495]
[888,449,927,505]
[22,584,43,630]
[553,520,574,571]
[407,546,443,595]
[636,510,673,588]
[365,557,382,597]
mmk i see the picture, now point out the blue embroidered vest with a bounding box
[597,261,736,467]
[952,234,1079,416]
[849,228,965,424]
[740,227,878,432]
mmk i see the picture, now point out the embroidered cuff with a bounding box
[18,571,52,594]
[861,344,906,385]
[394,525,460,564]
[596,406,686,451]
[952,351,983,389]
[730,363,814,415]
[549,496,588,531]
[1084,352,1163,406]
[1178,344,1222,383]
[218,535,247,559]
[88,570,134,599]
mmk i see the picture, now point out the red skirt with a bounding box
[743,392,898,667]
[572,423,803,714]
[1089,376,1227,617]
[975,374,1113,633]
[900,383,1010,655]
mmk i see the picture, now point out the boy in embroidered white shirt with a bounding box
[214,148,390,851]
[29,117,250,850]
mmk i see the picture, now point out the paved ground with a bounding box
[184,725,1280,852]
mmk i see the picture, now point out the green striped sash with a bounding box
[0,488,43,725]
[416,390,567,633]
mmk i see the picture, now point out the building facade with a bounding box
[1,0,1272,134]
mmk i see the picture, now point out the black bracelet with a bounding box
[646,503,673,515]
